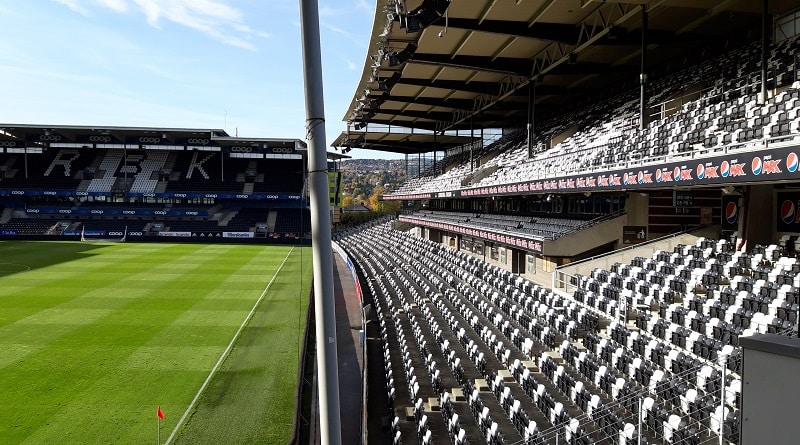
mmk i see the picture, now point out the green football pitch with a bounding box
[0,241,311,444]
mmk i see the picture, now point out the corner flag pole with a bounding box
[157,406,165,444]
[299,0,342,444]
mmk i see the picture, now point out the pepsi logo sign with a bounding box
[655,169,662,182]
[696,164,705,180]
[788,152,799,173]
[725,201,738,225]
[720,161,730,177]
[781,200,795,225]
[752,157,763,175]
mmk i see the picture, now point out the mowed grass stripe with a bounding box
[0,241,306,445]
[173,246,311,445]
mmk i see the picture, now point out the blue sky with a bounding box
[0,0,399,158]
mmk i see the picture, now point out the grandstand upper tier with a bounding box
[0,125,316,241]
[333,0,800,199]
[385,34,800,199]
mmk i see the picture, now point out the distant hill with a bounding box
[338,159,407,198]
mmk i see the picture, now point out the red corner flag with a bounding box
[157,406,165,420]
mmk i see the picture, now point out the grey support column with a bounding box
[640,6,649,130]
[299,0,342,444]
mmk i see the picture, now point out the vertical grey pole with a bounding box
[527,82,535,158]
[719,354,727,445]
[640,6,649,130]
[761,0,769,103]
[638,397,643,445]
[299,1,342,445]
[470,117,474,172]
[433,132,438,175]
[405,153,409,178]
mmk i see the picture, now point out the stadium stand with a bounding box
[387,35,800,198]
[337,223,796,445]
[332,2,800,444]
[0,127,312,242]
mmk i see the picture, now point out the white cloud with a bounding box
[51,0,88,15]
[341,57,357,71]
[322,22,364,48]
[51,0,270,50]
[96,0,128,13]
[355,0,373,15]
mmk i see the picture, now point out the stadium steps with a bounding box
[266,211,278,232]
[242,182,254,194]
[218,210,237,227]
[154,181,168,193]
[163,152,178,171]
[0,207,12,224]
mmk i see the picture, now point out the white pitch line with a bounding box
[165,246,295,444]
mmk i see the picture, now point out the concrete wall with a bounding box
[626,192,650,228]
[543,214,627,258]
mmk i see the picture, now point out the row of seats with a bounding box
[342,227,644,442]
[340,222,765,444]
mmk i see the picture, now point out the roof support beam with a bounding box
[409,53,531,76]
[434,18,581,43]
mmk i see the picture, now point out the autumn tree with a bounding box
[341,194,354,209]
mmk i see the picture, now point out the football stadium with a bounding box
[4,0,800,444]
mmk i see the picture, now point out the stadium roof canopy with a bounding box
[0,123,229,144]
[335,0,799,155]
[0,123,349,156]
[331,129,475,154]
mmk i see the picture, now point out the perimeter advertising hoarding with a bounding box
[386,144,800,200]
[222,232,255,238]
[0,190,302,201]
[0,140,25,150]
[221,145,297,155]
